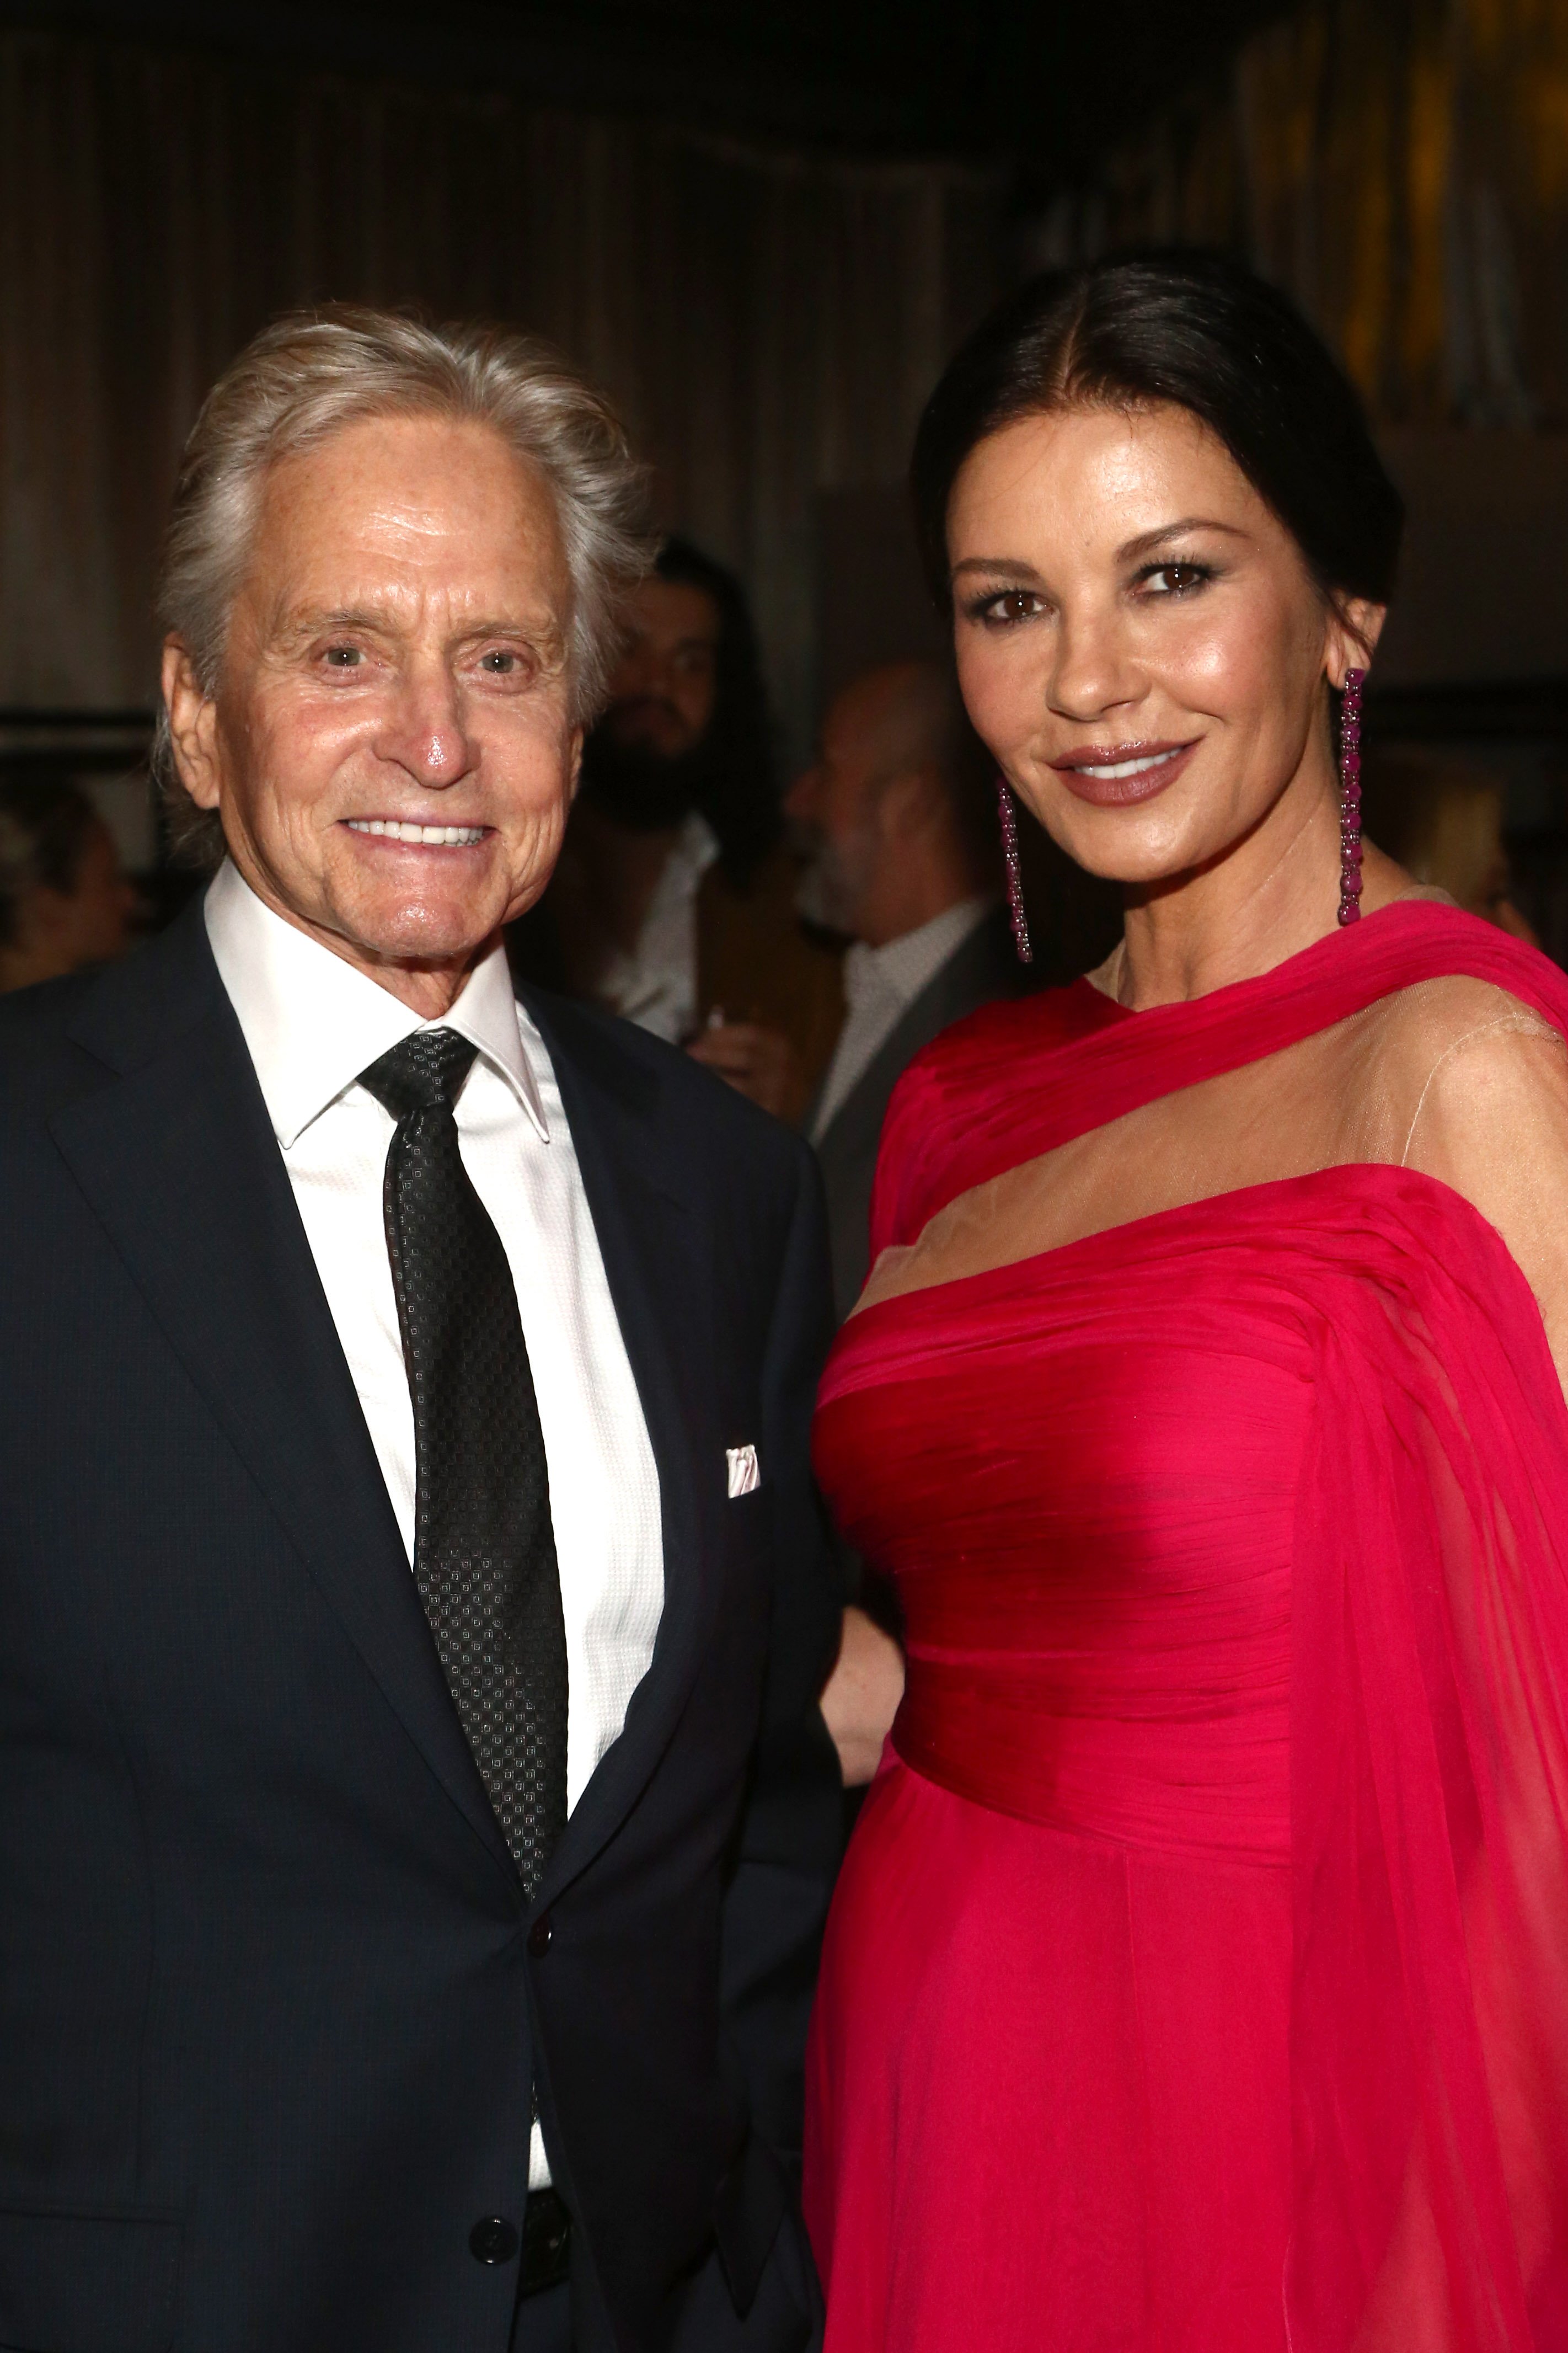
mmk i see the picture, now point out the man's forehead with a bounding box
[252,418,564,569]
[630,577,720,642]
[241,420,569,633]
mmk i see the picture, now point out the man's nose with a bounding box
[382,663,474,787]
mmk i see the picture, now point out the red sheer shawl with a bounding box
[864,903,1568,2349]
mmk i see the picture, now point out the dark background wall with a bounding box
[3,0,1566,866]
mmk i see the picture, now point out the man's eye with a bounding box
[479,648,527,675]
[323,644,363,668]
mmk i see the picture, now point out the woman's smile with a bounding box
[1050,738,1199,805]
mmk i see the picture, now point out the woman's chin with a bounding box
[1030,807,1215,890]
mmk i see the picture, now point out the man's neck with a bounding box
[858,875,983,952]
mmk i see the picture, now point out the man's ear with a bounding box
[876,762,945,846]
[160,638,224,812]
[1327,597,1387,687]
[566,724,584,804]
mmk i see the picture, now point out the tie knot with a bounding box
[358,1026,479,1121]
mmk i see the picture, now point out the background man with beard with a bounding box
[514,537,843,1126]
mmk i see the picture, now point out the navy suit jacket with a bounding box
[0,900,842,2353]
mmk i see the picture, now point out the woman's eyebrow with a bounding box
[949,556,1042,582]
[1117,517,1251,561]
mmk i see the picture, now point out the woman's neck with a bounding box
[1096,761,1409,1011]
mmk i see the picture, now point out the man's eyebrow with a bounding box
[272,606,559,644]
[274,604,399,641]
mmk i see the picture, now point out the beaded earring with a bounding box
[997,777,1034,965]
[1337,667,1365,926]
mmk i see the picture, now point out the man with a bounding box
[791,660,1024,1324]
[0,762,140,990]
[516,538,842,1125]
[0,310,840,2353]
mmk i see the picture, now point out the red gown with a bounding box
[805,903,1568,2351]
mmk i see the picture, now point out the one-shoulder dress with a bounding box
[805,902,1568,2351]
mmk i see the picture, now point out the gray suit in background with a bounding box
[810,907,1020,1322]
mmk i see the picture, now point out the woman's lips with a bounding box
[1050,740,1197,807]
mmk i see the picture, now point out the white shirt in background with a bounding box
[593,812,720,1043]
[810,897,993,1143]
[205,860,665,2190]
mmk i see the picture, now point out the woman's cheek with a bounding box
[954,632,1035,765]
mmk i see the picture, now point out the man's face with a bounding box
[601,577,721,761]
[785,673,901,937]
[164,412,581,1004]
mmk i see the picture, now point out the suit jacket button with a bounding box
[469,2216,519,2265]
[527,1911,553,1956]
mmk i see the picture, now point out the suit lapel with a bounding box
[818,912,1020,1163]
[51,912,516,1884]
[525,997,725,1902]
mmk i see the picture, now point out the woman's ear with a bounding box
[1327,597,1387,687]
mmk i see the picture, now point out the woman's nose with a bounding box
[1047,611,1141,722]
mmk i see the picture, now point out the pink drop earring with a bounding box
[1337,667,1365,926]
[998,778,1034,965]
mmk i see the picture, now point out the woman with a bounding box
[804,253,1568,2350]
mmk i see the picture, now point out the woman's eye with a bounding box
[972,589,1043,628]
[1139,562,1213,597]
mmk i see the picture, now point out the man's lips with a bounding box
[1049,739,1197,808]
[343,818,490,846]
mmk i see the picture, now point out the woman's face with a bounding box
[946,401,1379,886]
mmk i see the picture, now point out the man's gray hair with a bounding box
[153,304,652,868]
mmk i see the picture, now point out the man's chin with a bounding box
[317,878,508,980]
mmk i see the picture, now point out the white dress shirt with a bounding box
[593,812,719,1043]
[809,897,993,1143]
[206,862,664,2188]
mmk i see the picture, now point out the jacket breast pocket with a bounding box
[0,2206,181,2353]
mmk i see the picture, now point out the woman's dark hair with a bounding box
[0,764,101,951]
[652,533,779,882]
[911,249,1403,620]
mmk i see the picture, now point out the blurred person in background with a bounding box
[0,764,138,990]
[1363,749,1538,941]
[793,658,1022,1324]
[515,536,842,1123]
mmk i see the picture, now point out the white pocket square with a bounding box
[726,1444,761,1498]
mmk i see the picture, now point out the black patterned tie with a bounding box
[358,1027,568,1897]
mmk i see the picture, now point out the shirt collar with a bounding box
[204,860,549,1149]
[843,897,994,1015]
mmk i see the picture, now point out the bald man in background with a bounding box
[788,660,1019,1320]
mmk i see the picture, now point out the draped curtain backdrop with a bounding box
[0,26,1004,747]
[1026,0,1568,431]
